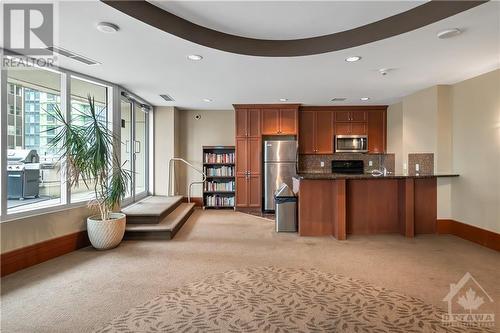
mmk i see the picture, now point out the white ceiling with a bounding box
[150,1,424,40]
[2,1,499,110]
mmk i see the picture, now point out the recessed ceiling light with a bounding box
[360,97,370,101]
[188,54,203,61]
[96,22,119,33]
[345,56,362,62]
[279,98,288,102]
[437,28,462,39]
[202,98,213,102]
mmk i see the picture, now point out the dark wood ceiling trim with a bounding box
[102,1,487,57]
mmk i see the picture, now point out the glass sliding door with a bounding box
[120,99,133,203]
[120,97,149,204]
[134,105,147,197]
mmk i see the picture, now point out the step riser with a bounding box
[124,205,195,240]
[124,231,172,240]
[125,199,182,224]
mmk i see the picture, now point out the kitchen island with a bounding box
[292,173,458,240]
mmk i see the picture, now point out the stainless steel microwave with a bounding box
[335,135,368,153]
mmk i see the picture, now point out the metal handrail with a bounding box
[168,157,206,203]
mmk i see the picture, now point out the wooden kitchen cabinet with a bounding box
[248,138,261,174]
[235,137,248,175]
[350,111,367,122]
[299,109,334,154]
[261,108,280,135]
[279,108,298,134]
[236,173,262,208]
[351,122,367,135]
[248,175,261,207]
[235,137,261,208]
[368,109,386,153]
[335,122,351,135]
[298,111,315,154]
[315,111,334,153]
[235,175,248,207]
[335,121,367,135]
[235,109,247,138]
[234,105,265,208]
[261,108,298,135]
[335,110,366,122]
[236,108,260,138]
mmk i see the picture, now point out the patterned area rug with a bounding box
[95,267,494,333]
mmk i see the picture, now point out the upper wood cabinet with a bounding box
[299,109,333,154]
[279,108,298,135]
[336,122,367,135]
[299,111,315,154]
[335,110,367,122]
[261,109,280,135]
[368,109,386,153]
[236,108,261,138]
[261,108,298,135]
[299,106,387,154]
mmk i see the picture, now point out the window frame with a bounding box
[0,64,153,222]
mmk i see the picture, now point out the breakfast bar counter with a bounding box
[292,173,458,240]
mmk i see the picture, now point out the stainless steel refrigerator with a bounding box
[263,140,297,211]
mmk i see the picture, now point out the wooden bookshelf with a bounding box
[202,146,235,209]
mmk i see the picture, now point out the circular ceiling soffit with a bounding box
[102,1,487,57]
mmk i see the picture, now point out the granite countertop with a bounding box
[294,172,459,180]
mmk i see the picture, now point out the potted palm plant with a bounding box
[49,96,131,250]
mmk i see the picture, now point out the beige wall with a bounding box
[153,106,178,195]
[401,86,439,173]
[450,69,500,233]
[387,102,403,173]
[387,69,499,230]
[1,206,91,253]
[388,86,453,218]
[178,110,235,197]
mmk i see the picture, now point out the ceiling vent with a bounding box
[160,94,175,102]
[331,97,347,102]
[47,46,100,65]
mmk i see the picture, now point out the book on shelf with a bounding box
[205,195,234,207]
[203,152,235,164]
[203,165,235,177]
[204,180,235,192]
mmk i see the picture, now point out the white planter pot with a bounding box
[87,213,126,250]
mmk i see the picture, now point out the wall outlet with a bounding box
[368,160,373,167]
[320,161,325,168]
[416,163,420,172]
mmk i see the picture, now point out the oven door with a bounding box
[335,135,368,153]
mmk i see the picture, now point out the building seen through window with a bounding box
[5,69,109,213]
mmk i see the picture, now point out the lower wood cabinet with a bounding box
[236,174,261,208]
[235,137,261,208]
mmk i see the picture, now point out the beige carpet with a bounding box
[95,266,494,333]
[1,209,499,332]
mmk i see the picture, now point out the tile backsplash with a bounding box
[299,153,395,174]
[407,153,434,175]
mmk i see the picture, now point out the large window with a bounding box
[6,68,63,214]
[70,77,109,202]
[1,65,152,220]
